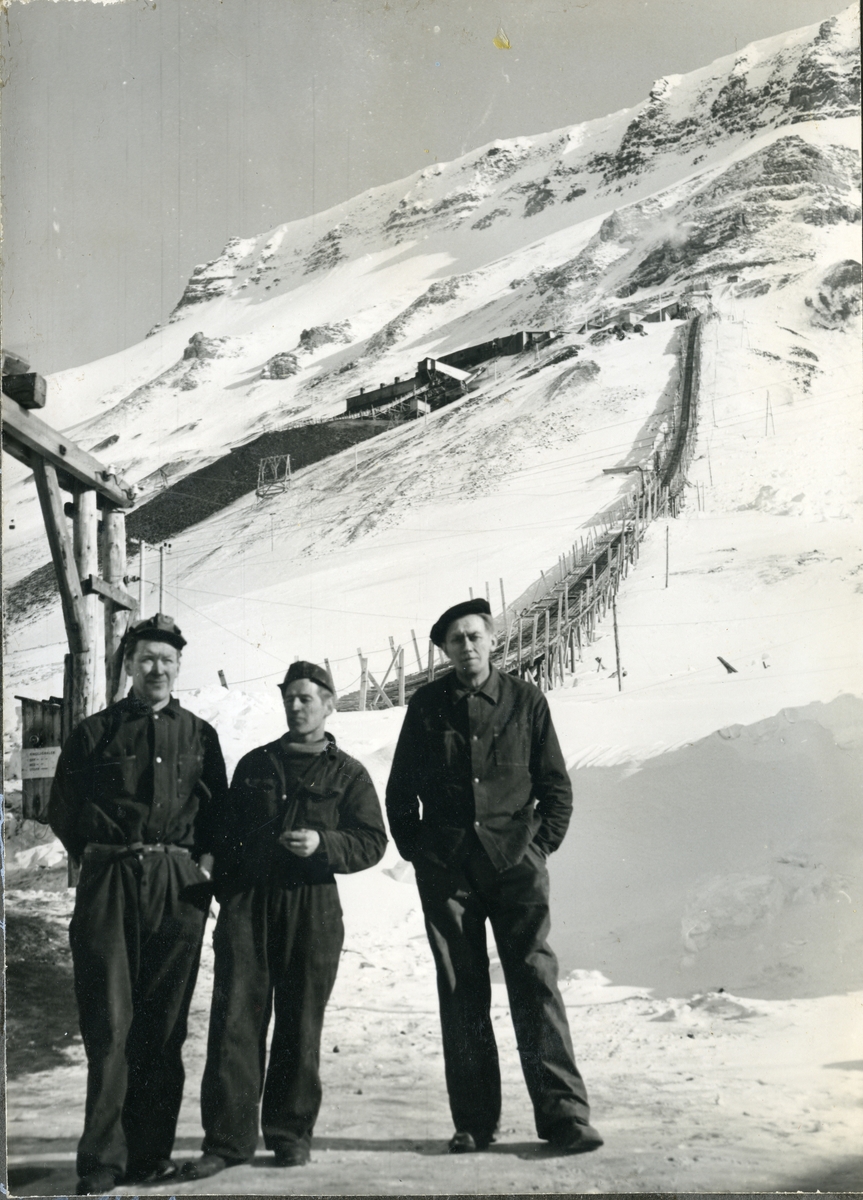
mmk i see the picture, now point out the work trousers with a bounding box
[200,881,344,1162]
[414,838,590,1141]
[69,849,210,1178]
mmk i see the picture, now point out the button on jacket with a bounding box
[48,695,228,860]
[386,666,573,871]
[217,732,387,888]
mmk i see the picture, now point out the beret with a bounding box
[123,613,186,653]
[278,660,336,696]
[430,598,492,648]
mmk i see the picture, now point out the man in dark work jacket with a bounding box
[48,614,228,1195]
[386,599,602,1156]
[182,660,387,1181]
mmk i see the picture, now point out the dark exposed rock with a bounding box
[734,279,772,298]
[363,276,468,357]
[805,259,862,328]
[172,237,247,314]
[261,352,300,380]
[799,203,862,225]
[90,433,120,453]
[523,180,556,217]
[298,321,352,353]
[472,207,509,230]
[303,227,348,275]
[183,332,225,360]
[785,16,861,120]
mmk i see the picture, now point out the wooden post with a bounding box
[158,543,166,614]
[367,666,395,709]
[358,655,368,711]
[61,654,74,746]
[531,613,539,678]
[612,595,623,692]
[101,508,133,705]
[499,578,507,624]
[634,502,640,561]
[73,485,100,719]
[411,630,423,674]
[544,608,551,691]
[427,640,435,684]
[620,512,627,579]
[502,618,512,670]
[397,647,406,706]
[517,618,523,675]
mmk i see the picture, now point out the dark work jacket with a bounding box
[48,694,228,862]
[385,667,573,871]
[216,732,387,890]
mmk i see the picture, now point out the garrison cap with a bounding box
[123,613,187,654]
[430,598,492,648]
[278,660,336,696]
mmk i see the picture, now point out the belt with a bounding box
[83,842,191,862]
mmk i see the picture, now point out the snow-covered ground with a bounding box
[3,3,862,1193]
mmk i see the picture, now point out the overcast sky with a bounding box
[1,0,844,374]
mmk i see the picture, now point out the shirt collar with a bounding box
[449,665,500,706]
[121,693,180,718]
[277,729,338,755]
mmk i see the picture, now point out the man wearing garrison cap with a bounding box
[182,661,387,1180]
[386,599,602,1156]
[48,614,229,1195]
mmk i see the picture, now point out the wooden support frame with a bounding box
[32,460,91,654]
[83,574,137,610]
[3,392,133,507]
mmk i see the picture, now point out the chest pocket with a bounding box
[493,726,530,768]
[88,754,138,802]
[296,779,344,831]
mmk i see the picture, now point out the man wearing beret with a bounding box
[386,599,602,1156]
[182,661,387,1180]
[48,614,229,1195]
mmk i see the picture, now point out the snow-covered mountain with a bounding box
[4,3,860,717]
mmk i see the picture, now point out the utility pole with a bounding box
[612,594,623,692]
[133,541,146,611]
[101,507,132,704]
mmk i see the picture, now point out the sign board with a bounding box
[21,746,62,779]
[15,695,63,822]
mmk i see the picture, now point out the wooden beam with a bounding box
[2,372,46,410]
[83,573,138,610]
[32,459,90,654]
[2,392,133,507]
[366,669,394,709]
[73,485,100,717]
